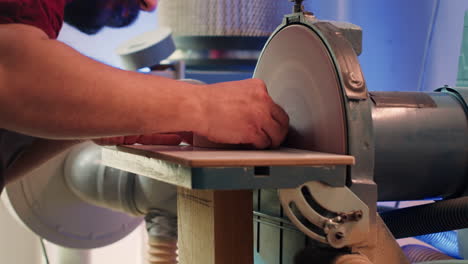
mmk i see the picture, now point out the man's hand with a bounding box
[197,79,289,149]
[94,132,193,146]
[0,24,287,150]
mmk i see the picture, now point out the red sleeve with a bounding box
[0,0,67,39]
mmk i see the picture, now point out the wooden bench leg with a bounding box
[177,188,253,264]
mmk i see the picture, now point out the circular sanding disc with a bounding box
[254,24,347,154]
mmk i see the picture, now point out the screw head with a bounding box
[355,211,363,220]
[335,232,345,240]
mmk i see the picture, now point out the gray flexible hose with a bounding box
[145,210,178,264]
[380,197,468,239]
[146,210,177,240]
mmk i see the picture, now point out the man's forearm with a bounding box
[0,24,203,140]
[4,139,82,184]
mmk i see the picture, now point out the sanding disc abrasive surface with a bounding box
[254,24,347,154]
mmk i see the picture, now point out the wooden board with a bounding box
[112,145,355,167]
[102,146,351,189]
[178,188,253,264]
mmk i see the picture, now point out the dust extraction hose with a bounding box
[380,197,468,239]
[146,210,178,264]
[415,231,460,258]
[401,245,454,263]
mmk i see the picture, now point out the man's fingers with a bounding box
[137,134,182,145]
[252,103,289,149]
[94,136,125,146]
[174,132,193,144]
[268,103,289,148]
[262,117,287,149]
[271,103,289,127]
[123,135,140,145]
[252,128,272,149]
[94,133,186,146]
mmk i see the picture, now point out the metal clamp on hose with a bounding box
[436,86,468,115]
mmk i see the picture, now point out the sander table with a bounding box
[102,145,360,264]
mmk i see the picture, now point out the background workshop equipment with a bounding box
[1,0,468,263]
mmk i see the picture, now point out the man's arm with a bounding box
[0,24,288,148]
[0,23,289,185]
[0,24,203,139]
[4,139,81,184]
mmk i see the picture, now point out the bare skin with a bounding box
[0,23,289,184]
[139,0,158,11]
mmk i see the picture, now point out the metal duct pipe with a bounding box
[64,143,140,215]
[65,144,179,264]
[64,143,177,216]
[370,89,468,201]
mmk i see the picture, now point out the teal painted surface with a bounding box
[254,252,266,264]
[457,11,468,87]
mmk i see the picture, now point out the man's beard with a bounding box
[64,0,141,35]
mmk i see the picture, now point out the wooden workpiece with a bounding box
[102,145,354,189]
[108,145,354,167]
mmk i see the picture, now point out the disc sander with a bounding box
[254,24,347,154]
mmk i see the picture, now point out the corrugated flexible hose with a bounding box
[146,210,178,264]
[380,197,468,239]
[148,237,178,264]
[402,245,454,263]
[415,231,461,258]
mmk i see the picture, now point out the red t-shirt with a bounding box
[0,0,68,39]
[0,0,67,192]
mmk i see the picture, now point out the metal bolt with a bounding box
[336,210,364,223]
[325,219,340,230]
[354,210,363,220]
[347,71,364,91]
[290,0,305,13]
[335,232,345,240]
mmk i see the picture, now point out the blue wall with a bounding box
[305,0,468,92]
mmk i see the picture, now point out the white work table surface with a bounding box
[101,145,354,189]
